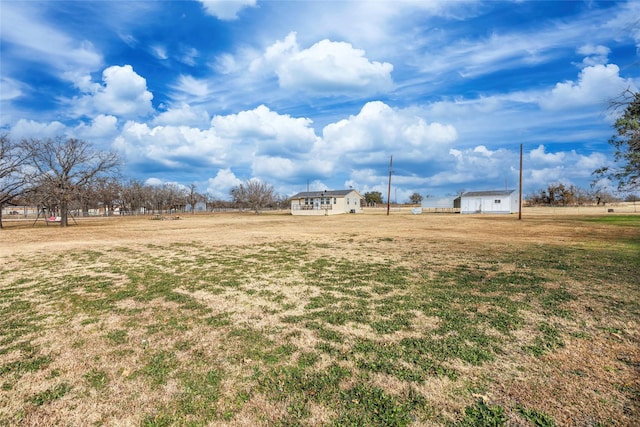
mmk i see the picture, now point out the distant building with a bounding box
[290,189,364,215]
[460,190,519,214]
[421,197,454,209]
[421,197,460,213]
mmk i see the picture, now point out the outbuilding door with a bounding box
[474,198,482,213]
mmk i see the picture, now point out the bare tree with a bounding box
[146,183,188,214]
[94,177,122,216]
[78,181,98,217]
[24,137,119,227]
[186,183,203,213]
[120,179,150,215]
[0,134,30,228]
[204,192,217,212]
[148,184,167,214]
[164,183,188,213]
[231,179,275,214]
[526,183,618,206]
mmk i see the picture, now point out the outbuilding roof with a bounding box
[290,189,362,198]
[461,190,515,197]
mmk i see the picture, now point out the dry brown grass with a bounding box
[1,210,638,426]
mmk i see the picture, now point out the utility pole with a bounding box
[387,155,393,216]
[519,144,523,220]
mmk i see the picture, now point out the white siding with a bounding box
[460,192,519,214]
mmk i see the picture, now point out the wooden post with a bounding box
[387,155,393,216]
[519,144,523,220]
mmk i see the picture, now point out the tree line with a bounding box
[0,135,282,228]
[524,183,634,207]
[363,191,425,205]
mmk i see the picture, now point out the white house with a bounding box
[460,190,519,214]
[290,189,364,215]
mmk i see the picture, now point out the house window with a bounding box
[494,199,501,204]
[325,198,330,204]
[334,198,337,204]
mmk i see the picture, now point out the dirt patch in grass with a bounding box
[1,212,638,425]
[493,334,639,424]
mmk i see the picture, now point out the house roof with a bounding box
[290,189,362,199]
[461,190,516,198]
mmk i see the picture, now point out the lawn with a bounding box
[0,212,638,426]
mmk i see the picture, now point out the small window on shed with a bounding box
[495,199,501,204]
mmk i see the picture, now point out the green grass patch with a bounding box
[28,383,72,406]
[524,322,565,357]
[0,350,52,378]
[456,399,506,426]
[586,215,640,227]
[104,329,128,345]
[516,404,556,426]
[141,351,177,386]
[84,368,109,390]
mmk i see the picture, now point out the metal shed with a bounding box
[460,190,519,214]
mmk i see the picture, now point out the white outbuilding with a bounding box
[460,190,519,214]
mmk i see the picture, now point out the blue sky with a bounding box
[1,0,639,201]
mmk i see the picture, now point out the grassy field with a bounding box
[0,212,638,426]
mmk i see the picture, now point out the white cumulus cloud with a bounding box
[197,0,256,20]
[113,121,227,169]
[525,147,608,188]
[577,44,610,67]
[153,104,211,128]
[73,114,119,140]
[530,145,566,164]
[252,32,393,96]
[539,64,632,110]
[206,168,243,199]
[321,101,456,160]
[251,156,297,180]
[426,145,520,190]
[70,65,154,119]
[211,105,319,156]
[9,119,66,139]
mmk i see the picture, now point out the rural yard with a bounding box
[0,210,638,426]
